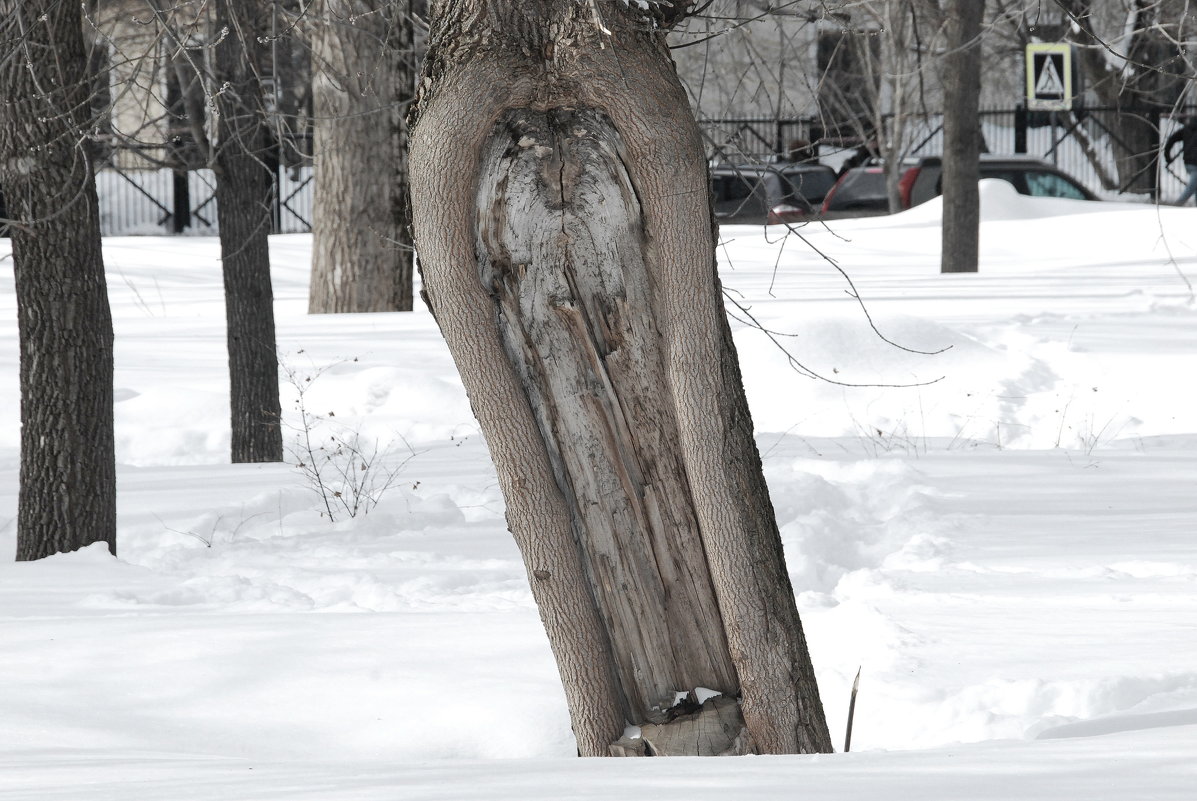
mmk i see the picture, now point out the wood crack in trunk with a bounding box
[476,107,740,723]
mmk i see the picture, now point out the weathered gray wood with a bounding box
[610,696,752,757]
[476,108,738,717]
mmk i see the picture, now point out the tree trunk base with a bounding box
[609,695,755,757]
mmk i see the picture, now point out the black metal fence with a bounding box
[91,104,1196,235]
[95,164,313,237]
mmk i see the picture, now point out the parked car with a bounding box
[818,164,896,218]
[820,155,1098,219]
[710,163,838,225]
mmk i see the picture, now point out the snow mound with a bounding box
[886,178,1103,227]
[976,178,1094,221]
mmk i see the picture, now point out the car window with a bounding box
[711,172,767,219]
[712,173,759,203]
[910,165,942,206]
[974,169,1023,193]
[1025,171,1087,199]
[782,170,835,205]
[826,169,888,210]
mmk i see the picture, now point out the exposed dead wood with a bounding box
[477,107,738,717]
[408,0,833,755]
[610,696,754,757]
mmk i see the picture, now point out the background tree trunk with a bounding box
[940,0,984,274]
[0,1,117,559]
[1059,0,1192,196]
[214,0,284,462]
[409,0,831,757]
[308,0,414,313]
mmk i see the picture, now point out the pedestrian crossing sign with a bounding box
[1026,43,1073,111]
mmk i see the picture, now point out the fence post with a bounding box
[1014,103,1027,154]
[1149,107,1161,202]
[269,138,282,234]
[165,64,190,234]
[171,167,190,233]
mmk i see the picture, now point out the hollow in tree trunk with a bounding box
[409,0,831,757]
[0,1,117,560]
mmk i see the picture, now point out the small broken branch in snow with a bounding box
[845,666,861,752]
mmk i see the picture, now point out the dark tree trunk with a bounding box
[409,0,831,757]
[389,2,415,312]
[940,0,984,274]
[165,64,192,233]
[308,0,415,313]
[0,1,116,560]
[213,0,284,463]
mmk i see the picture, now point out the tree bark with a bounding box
[409,0,831,757]
[0,1,117,559]
[940,0,984,274]
[213,0,284,462]
[308,0,415,313]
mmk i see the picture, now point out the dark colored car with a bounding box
[820,155,1098,219]
[711,163,838,225]
[818,164,897,218]
[902,155,1098,205]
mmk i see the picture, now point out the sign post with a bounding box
[1026,43,1073,111]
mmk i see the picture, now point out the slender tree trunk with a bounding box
[388,2,415,311]
[881,4,909,215]
[0,1,116,560]
[940,0,984,274]
[213,0,283,462]
[308,0,414,313]
[165,65,192,233]
[409,0,831,757]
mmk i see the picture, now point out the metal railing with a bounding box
[91,104,1197,235]
[94,164,313,237]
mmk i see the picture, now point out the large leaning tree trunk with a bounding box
[409,0,832,757]
[213,0,284,462]
[939,0,983,274]
[0,1,117,560]
[308,0,415,313]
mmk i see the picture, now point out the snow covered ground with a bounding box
[1,180,1195,798]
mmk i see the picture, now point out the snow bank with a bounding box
[1,188,1195,798]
